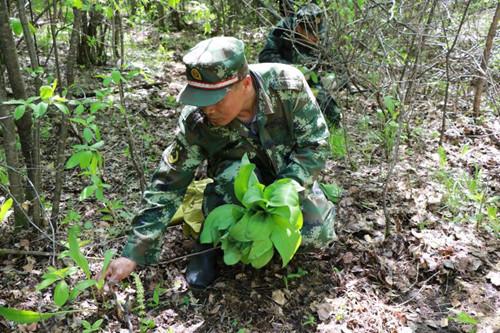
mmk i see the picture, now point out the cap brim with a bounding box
[177,84,230,107]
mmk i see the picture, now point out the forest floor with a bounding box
[0,29,499,333]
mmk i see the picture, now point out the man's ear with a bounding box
[242,75,252,89]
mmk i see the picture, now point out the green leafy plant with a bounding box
[36,226,114,308]
[82,319,103,333]
[449,311,478,333]
[200,155,304,268]
[329,127,347,159]
[0,307,74,324]
[376,95,401,159]
[0,197,13,222]
[283,267,308,289]
[436,147,498,234]
[131,272,155,332]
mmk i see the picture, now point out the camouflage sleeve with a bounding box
[122,116,204,265]
[277,77,330,186]
[258,20,292,64]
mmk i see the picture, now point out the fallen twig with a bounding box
[159,246,221,265]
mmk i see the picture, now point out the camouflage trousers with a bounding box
[195,160,337,248]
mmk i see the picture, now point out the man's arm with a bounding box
[121,117,205,266]
[277,76,330,186]
[258,20,292,64]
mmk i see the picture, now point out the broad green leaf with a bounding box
[69,279,97,300]
[111,70,121,83]
[451,311,478,325]
[310,71,319,84]
[65,151,92,169]
[152,285,162,305]
[9,18,23,36]
[271,224,302,267]
[248,238,273,260]
[228,213,251,242]
[39,85,54,100]
[168,0,181,8]
[246,212,273,241]
[92,319,103,329]
[75,104,85,115]
[41,266,78,281]
[200,204,244,244]
[14,105,26,120]
[32,102,48,118]
[241,183,266,208]
[74,279,97,292]
[319,183,343,204]
[0,198,13,222]
[90,102,105,113]
[264,178,301,207]
[72,0,83,9]
[250,248,274,269]
[0,307,55,323]
[70,117,87,125]
[36,276,60,291]
[54,102,69,115]
[53,280,69,307]
[90,140,105,150]
[223,245,241,265]
[234,154,260,203]
[83,128,94,143]
[383,95,397,115]
[68,226,91,278]
[97,250,115,289]
[240,243,252,264]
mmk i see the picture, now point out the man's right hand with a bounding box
[101,257,137,282]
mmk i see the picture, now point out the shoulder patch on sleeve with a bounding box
[270,65,305,91]
[162,143,180,168]
[271,79,304,91]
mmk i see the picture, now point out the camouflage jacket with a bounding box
[258,16,322,65]
[122,63,330,265]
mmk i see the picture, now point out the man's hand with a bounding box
[101,257,137,282]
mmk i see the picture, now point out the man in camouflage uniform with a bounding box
[103,36,335,288]
[259,3,341,127]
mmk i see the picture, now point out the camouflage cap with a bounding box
[177,37,249,107]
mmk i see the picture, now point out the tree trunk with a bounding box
[78,6,105,66]
[112,14,120,62]
[472,2,499,116]
[16,0,42,225]
[0,64,28,227]
[116,13,146,193]
[51,7,81,225]
[0,0,38,225]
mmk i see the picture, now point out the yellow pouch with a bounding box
[170,178,213,238]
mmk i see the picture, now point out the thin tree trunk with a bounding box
[439,1,471,146]
[0,64,28,227]
[382,0,437,237]
[46,0,65,233]
[116,12,146,193]
[0,0,38,225]
[16,0,42,226]
[472,2,499,117]
[112,14,120,62]
[51,7,81,225]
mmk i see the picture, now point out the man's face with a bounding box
[296,23,319,45]
[201,81,246,127]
